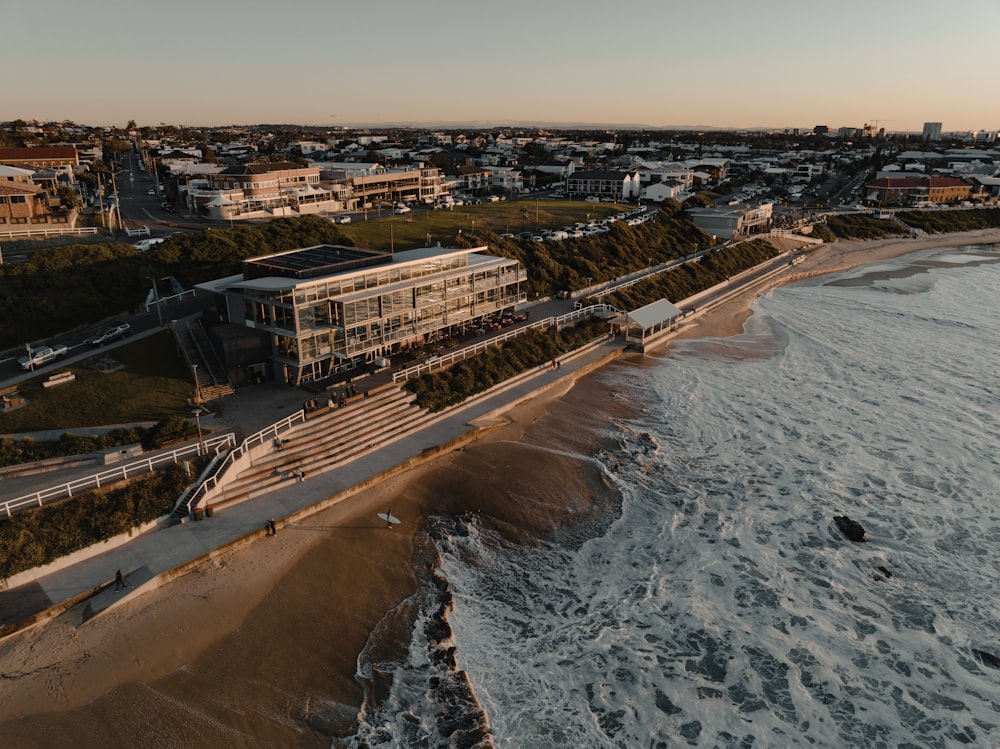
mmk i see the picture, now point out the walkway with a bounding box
[0,338,625,634]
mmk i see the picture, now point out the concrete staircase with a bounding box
[208,385,434,505]
[173,319,235,401]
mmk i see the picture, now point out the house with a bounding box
[197,243,527,384]
[642,179,685,203]
[565,170,641,201]
[686,204,773,240]
[455,165,492,195]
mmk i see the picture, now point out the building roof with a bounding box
[617,299,682,329]
[0,182,42,196]
[219,161,313,176]
[868,176,970,189]
[568,170,634,181]
[243,244,389,281]
[0,165,35,178]
[0,146,78,163]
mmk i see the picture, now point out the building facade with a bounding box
[865,176,972,206]
[565,170,641,201]
[686,204,773,240]
[922,122,943,141]
[202,244,527,384]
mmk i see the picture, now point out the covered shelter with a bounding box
[612,298,684,351]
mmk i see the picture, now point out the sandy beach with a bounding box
[1,227,997,747]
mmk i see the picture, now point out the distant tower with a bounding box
[922,122,942,141]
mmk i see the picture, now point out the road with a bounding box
[0,289,213,386]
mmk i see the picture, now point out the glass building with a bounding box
[203,244,526,384]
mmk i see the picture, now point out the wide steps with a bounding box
[218,408,437,502]
[210,385,430,503]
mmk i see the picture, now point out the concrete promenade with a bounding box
[0,337,627,636]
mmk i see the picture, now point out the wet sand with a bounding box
[1,228,997,746]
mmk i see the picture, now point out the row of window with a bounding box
[279,285,515,363]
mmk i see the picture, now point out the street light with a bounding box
[146,276,163,326]
[192,407,205,455]
[192,363,201,403]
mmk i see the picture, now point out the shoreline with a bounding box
[1,227,998,743]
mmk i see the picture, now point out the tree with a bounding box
[57,185,82,208]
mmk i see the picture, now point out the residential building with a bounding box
[0,146,79,173]
[686,204,773,240]
[922,122,943,141]
[200,243,527,384]
[0,181,50,228]
[191,161,325,219]
[565,169,641,201]
[641,179,685,202]
[865,176,972,206]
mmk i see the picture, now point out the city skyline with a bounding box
[4,0,1000,134]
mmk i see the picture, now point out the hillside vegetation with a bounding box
[1,205,713,349]
[819,214,910,240]
[895,207,1000,234]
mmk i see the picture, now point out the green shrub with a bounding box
[405,318,607,412]
[0,417,198,468]
[0,462,200,580]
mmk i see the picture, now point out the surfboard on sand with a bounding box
[378,512,401,525]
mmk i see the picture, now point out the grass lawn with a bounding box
[1,331,195,432]
[338,199,627,251]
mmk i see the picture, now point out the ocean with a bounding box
[346,242,1000,748]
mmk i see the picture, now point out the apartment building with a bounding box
[865,176,972,206]
[202,243,527,384]
[565,170,641,201]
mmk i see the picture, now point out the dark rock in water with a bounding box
[877,565,892,578]
[974,649,1000,669]
[833,515,867,542]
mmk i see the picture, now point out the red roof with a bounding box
[868,176,969,189]
[0,146,78,163]
[0,182,42,195]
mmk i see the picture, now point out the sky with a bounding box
[4,0,1000,133]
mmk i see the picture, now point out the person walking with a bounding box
[269,519,277,535]
[115,569,127,591]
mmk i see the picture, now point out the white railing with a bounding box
[186,409,307,508]
[1,433,236,518]
[392,304,620,383]
[144,288,197,314]
[0,226,100,240]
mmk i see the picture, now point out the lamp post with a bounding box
[192,363,201,403]
[192,407,205,455]
[146,276,163,326]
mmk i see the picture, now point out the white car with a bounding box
[18,344,69,370]
[335,215,352,224]
[394,205,411,214]
[87,322,131,346]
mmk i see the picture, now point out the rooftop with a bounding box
[243,244,389,281]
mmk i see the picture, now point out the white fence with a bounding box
[392,304,620,383]
[0,226,100,241]
[185,409,307,509]
[1,433,236,518]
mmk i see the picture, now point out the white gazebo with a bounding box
[612,298,684,351]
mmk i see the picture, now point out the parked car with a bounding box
[394,205,411,214]
[87,321,131,346]
[335,215,352,224]
[18,344,69,370]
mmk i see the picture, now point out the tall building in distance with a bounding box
[922,122,943,141]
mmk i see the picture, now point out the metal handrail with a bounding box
[184,409,306,508]
[1,433,236,518]
[392,304,620,383]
